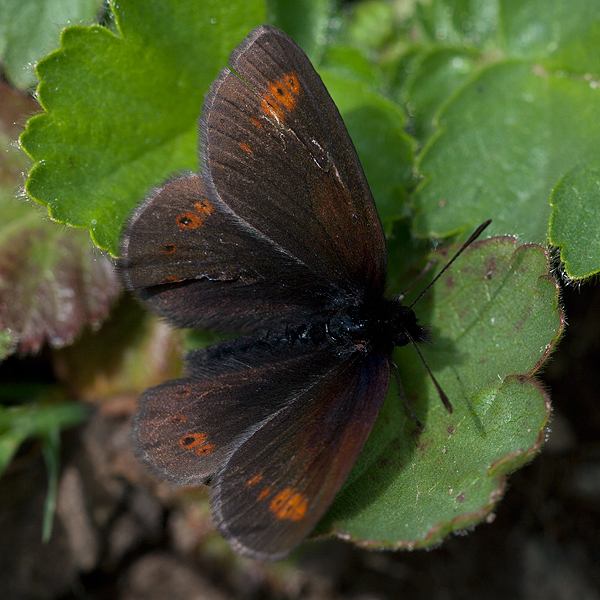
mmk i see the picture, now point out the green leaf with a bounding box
[0,387,88,541]
[502,0,600,73]
[415,0,500,48]
[549,162,600,279]
[1,85,118,356]
[41,426,60,541]
[413,61,600,243]
[321,44,383,88]
[343,0,397,50]
[319,237,562,547]
[399,0,600,268]
[21,0,417,254]
[21,0,265,255]
[0,0,103,89]
[321,69,416,223]
[0,391,88,477]
[0,191,119,355]
[401,47,479,142]
[267,0,336,62]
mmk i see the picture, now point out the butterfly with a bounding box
[120,25,489,561]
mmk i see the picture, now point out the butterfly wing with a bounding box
[120,173,338,332]
[133,336,363,486]
[201,25,388,296]
[211,350,390,561]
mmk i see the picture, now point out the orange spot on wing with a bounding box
[172,414,186,424]
[195,443,216,456]
[257,487,272,501]
[246,473,263,487]
[172,200,215,230]
[239,142,253,154]
[176,212,203,229]
[250,116,263,129]
[269,488,309,521]
[194,200,214,215]
[161,275,181,283]
[283,73,301,95]
[179,432,206,448]
[261,71,301,122]
[179,432,216,456]
[176,200,214,229]
[163,243,177,255]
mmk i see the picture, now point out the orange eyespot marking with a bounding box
[175,387,191,398]
[161,275,180,284]
[261,71,301,122]
[172,414,186,425]
[239,142,253,154]
[179,432,207,449]
[250,116,263,129]
[176,212,203,229]
[178,432,215,456]
[194,200,214,215]
[163,243,177,255]
[269,488,308,521]
[257,487,272,502]
[195,443,216,456]
[283,72,301,94]
[246,473,263,488]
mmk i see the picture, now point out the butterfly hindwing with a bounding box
[133,336,361,487]
[211,351,391,560]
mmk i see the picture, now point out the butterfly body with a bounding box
[121,26,430,561]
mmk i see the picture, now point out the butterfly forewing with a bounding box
[211,351,390,560]
[201,25,387,295]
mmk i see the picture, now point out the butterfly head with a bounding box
[390,303,429,348]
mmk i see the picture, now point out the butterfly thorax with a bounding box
[325,296,427,356]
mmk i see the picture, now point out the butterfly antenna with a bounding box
[407,333,453,413]
[390,361,424,432]
[400,220,492,416]
[396,258,436,300]
[408,220,492,310]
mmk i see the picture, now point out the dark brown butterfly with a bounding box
[120,25,489,561]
